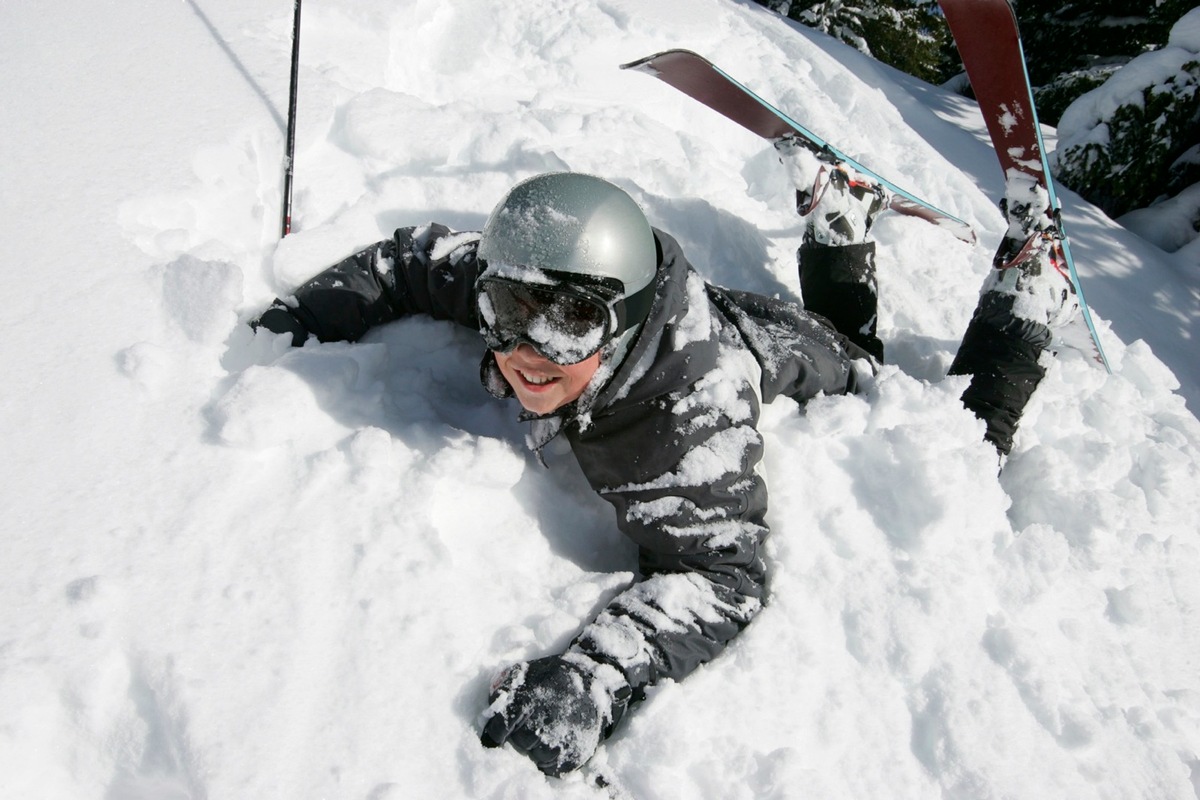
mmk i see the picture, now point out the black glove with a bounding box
[480,654,631,777]
[250,302,309,347]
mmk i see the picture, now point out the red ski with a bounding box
[938,0,1111,371]
[938,0,1045,181]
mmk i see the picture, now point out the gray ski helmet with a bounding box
[478,173,657,303]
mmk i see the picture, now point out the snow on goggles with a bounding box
[476,270,651,365]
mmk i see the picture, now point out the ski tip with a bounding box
[887,196,977,244]
[620,60,659,76]
[619,48,708,72]
[942,220,978,245]
[1051,312,1113,373]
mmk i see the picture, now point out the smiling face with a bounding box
[493,344,602,415]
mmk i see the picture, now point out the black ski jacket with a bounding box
[255,223,858,708]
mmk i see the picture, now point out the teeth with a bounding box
[519,370,554,385]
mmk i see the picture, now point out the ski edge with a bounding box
[1012,32,1113,374]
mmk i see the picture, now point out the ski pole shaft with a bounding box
[281,0,302,237]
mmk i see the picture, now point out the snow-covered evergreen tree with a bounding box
[1054,8,1200,245]
[1018,0,1194,124]
[757,0,956,84]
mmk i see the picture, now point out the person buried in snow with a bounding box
[251,158,1077,776]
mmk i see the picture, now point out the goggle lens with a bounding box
[478,279,613,365]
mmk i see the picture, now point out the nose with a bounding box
[511,343,554,364]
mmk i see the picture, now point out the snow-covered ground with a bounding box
[2,1,1198,798]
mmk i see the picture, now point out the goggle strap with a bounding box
[616,279,656,335]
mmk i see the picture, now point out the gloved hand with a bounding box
[480,654,631,777]
[250,302,308,347]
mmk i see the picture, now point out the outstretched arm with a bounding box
[253,224,485,344]
[481,358,769,776]
[570,380,768,691]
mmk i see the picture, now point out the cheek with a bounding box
[493,352,515,381]
[560,356,601,396]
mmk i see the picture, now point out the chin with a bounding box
[516,395,564,415]
[511,380,574,413]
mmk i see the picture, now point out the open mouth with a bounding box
[516,369,559,387]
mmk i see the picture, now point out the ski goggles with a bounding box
[476,268,654,365]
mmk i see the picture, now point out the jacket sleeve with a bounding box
[253,223,484,344]
[707,284,861,403]
[564,360,768,701]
